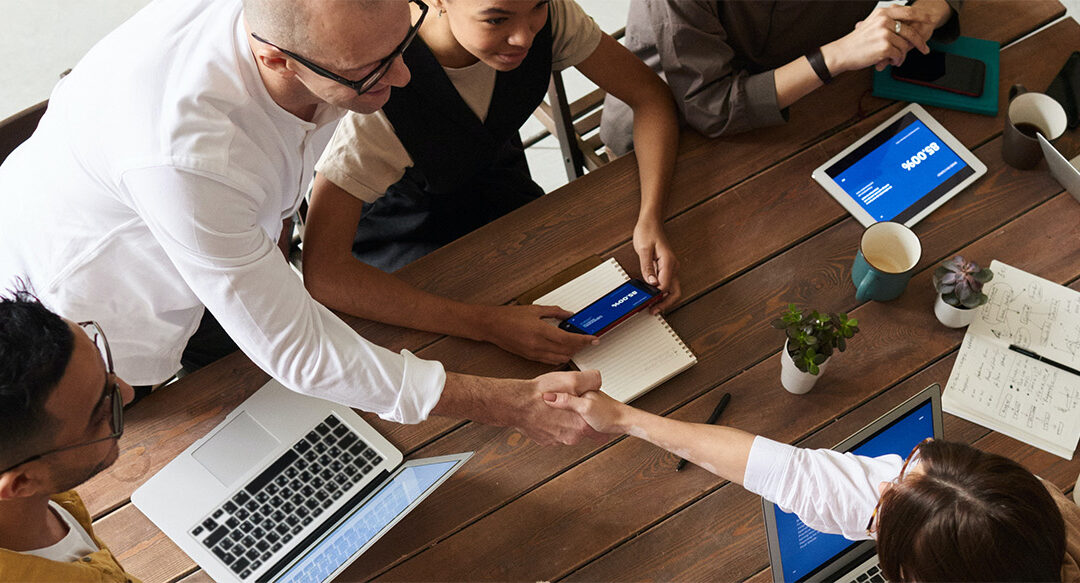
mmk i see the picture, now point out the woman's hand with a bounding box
[633,219,681,313]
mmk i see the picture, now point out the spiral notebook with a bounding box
[532,258,697,402]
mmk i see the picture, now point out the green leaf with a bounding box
[974,268,994,283]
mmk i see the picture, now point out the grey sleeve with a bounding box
[600,0,786,155]
[645,0,787,138]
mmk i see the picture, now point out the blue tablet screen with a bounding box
[826,113,974,223]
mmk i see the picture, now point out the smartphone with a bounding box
[558,279,663,336]
[891,50,985,97]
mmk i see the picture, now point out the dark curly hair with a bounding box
[0,287,74,471]
[876,439,1065,582]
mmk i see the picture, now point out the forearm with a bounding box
[429,372,530,425]
[616,406,756,485]
[773,56,826,111]
[629,89,678,226]
[305,255,488,342]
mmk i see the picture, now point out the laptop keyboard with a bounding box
[188,415,382,579]
[854,563,885,583]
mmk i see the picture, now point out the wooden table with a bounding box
[82,3,1080,581]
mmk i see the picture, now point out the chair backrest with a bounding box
[0,101,48,166]
[525,27,624,182]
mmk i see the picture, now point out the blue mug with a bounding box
[852,222,922,302]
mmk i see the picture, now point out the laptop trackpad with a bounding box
[192,412,279,487]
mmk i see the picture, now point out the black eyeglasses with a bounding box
[0,321,124,475]
[251,0,428,96]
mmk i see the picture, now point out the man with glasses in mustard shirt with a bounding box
[0,0,601,446]
[0,291,138,581]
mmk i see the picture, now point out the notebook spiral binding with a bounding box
[654,313,697,361]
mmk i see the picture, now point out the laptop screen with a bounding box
[772,398,935,582]
[274,458,460,583]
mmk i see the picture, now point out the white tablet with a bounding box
[812,103,987,227]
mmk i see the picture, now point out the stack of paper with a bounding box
[943,261,1080,459]
[533,258,696,403]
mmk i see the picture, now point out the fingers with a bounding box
[542,390,582,412]
[651,251,681,313]
[875,4,937,26]
[533,304,575,321]
[638,248,660,287]
[893,19,930,55]
[653,278,682,313]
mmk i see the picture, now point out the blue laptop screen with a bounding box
[825,113,973,223]
[773,399,935,582]
[275,459,458,583]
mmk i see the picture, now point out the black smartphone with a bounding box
[1046,51,1080,129]
[559,279,663,336]
[891,50,985,97]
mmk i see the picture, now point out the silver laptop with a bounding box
[1038,132,1080,203]
[762,384,943,583]
[132,379,471,583]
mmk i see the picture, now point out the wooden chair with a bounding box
[525,28,624,182]
[0,100,47,165]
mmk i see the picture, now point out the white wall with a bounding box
[0,0,151,119]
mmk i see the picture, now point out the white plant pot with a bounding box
[780,340,829,394]
[934,294,977,328]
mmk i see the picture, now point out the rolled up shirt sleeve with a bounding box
[120,165,445,423]
[743,436,904,541]
[646,0,787,138]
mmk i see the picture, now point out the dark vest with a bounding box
[381,15,554,194]
[353,13,554,271]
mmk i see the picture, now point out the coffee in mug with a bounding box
[1003,84,1068,169]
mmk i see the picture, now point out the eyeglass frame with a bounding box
[250,0,428,96]
[0,321,124,475]
[865,437,933,536]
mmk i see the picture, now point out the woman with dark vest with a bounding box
[304,0,680,366]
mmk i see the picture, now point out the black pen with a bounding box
[677,392,732,472]
[1009,344,1080,377]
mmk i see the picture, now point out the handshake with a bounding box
[520,369,632,445]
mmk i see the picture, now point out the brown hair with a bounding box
[875,440,1065,582]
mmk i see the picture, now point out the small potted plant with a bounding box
[771,304,860,394]
[932,256,993,328]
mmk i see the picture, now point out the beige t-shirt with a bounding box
[315,0,602,202]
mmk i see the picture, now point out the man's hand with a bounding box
[825,3,939,74]
[478,304,597,364]
[432,370,609,446]
[542,388,629,435]
[632,220,681,313]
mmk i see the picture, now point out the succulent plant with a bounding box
[932,256,993,309]
[771,304,860,375]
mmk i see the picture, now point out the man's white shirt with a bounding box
[0,0,444,423]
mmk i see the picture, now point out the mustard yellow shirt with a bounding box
[0,490,139,583]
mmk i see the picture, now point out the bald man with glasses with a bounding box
[0,0,602,446]
[0,291,138,581]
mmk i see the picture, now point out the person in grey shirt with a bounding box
[601,0,960,154]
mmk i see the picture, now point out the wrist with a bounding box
[462,304,496,343]
[819,41,846,76]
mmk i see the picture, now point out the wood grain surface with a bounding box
[76,2,1077,581]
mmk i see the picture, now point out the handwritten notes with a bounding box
[943,261,1080,459]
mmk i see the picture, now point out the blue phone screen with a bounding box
[564,281,655,335]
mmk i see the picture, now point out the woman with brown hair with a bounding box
[543,390,1080,581]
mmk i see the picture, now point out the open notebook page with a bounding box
[534,258,696,403]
